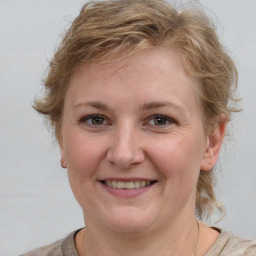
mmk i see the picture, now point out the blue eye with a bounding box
[80,115,107,126]
[148,115,173,126]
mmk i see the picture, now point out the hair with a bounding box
[34,0,239,219]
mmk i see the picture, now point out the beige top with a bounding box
[22,228,256,256]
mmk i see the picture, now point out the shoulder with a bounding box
[21,239,63,256]
[226,233,256,255]
[21,230,79,256]
[206,228,256,256]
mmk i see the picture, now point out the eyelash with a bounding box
[79,114,109,126]
[79,114,175,127]
[146,115,174,127]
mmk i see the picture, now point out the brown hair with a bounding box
[34,0,239,219]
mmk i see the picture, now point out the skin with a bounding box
[59,47,225,256]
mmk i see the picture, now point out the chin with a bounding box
[100,207,158,234]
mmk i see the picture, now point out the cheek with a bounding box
[63,131,106,209]
[63,130,106,178]
[146,133,204,180]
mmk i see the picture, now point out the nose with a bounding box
[106,123,145,169]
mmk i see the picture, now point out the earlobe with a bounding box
[58,137,67,169]
[200,120,226,171]
[61,158,67,168]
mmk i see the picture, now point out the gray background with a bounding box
[0,0,255,255]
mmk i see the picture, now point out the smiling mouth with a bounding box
[101,180,157,189]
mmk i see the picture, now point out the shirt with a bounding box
[21,228,256,256]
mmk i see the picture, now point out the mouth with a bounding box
[100,180,157,189]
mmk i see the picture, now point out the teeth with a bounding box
[117,181,125,189]
[141,181,146,187]
[134,181,140,189]
[125,182,134,189]
[112,180,117,188]
[104,181,153,189]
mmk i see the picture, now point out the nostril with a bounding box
[106,143,145,169]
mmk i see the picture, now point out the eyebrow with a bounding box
[73,101,111,111]
[73,101,185,113]
[141,101,184,112]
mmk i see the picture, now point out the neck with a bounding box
[80,217,199,256]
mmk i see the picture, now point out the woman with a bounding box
[22,0,256,255]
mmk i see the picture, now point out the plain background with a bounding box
[0,0,255,255]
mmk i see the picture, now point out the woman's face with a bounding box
[60,47,220,234]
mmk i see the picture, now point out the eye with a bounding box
[147,115,174,126]
[79,115,108,126]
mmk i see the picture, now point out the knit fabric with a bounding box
[205,230,256,256]
[22,228,256,256]
[21,231,78,256]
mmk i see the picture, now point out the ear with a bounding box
[200,118,226,171]
[58,136,67,168]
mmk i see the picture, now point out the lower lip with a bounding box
[99,182,156,198]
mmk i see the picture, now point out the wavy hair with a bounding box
[34,0,239,219]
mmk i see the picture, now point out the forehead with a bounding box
[67,47,202,115]
[73,47,197,89]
